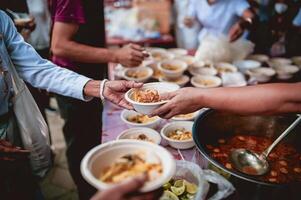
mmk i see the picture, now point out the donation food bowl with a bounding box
[120,110,161,129]
[117,127,161,144]
[123,67,153,82]
[125,82,180,115]
[158,60,188,79]
[246,67,276,83]
[193,110,301,200]
[81,140,176,192]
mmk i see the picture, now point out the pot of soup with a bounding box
[193,110,301,200]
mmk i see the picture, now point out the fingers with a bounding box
[124,81,143,90]
[159,91,177,101]
[150,101,173,117]
[129,44,144,51]
[119,99,134,110]
[131,51,144,60]
[118,174,147,194]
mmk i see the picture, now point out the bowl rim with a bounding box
[234,60,261,68]
[158,59,188,73]
[159,75,190,86]
[120,110,161,126]
[122,66,154,81]
[247,67,276,76]
[80,139,176,192]
[191,75,222,88]
[125,82,180,106]
[116,127,162,144]
[161,121,194,142]
[192,109,300,187]
[171,110,201,121]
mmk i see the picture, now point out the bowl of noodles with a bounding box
[80,140,176,192]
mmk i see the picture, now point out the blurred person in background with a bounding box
[287,6,301,56]
[26,0,54,123]
[49,0,147,199]
[183,0,255,43]
[0,10,143,200]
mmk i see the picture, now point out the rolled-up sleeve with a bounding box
[0,11,91,101]
[234,0,250,17]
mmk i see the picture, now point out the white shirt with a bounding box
[293,8,301,27]
[26,0,51,50]
[187,0,250,42]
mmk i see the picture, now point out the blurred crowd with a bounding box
[0,0,300,200]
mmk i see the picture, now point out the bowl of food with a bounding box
[161,121,195,149]
[234,60,261,74]
[215,62,238,74]
[177,55,196,66]
[150,49,175,62]
[123,67,153,82]
[189,66,218,76]
[171,110,200,121]
[247,54,269,63]
[81,140,176,192]
[159,75,190,87]
[273,65,299,80]
[191,75,222,88]
[269,57,292,67]
[193,110,301,200]
[120,110,161,129]
[221,72,247,87]
[117,127,161,144]
[168,48,188,57]
[125,82,180,115]
[246,67,276,83]
[158,60,188,79]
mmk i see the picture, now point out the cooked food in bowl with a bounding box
[123,67,153,82]
[159,60,188,79]
[117,127,161,144]
[167,128,192,141]
[172,111,199,121]
[127,114,158,124]
[126,70,148,79]
[208,135,301,184]
[191,75,222,88]
[215,62,237,74]
[128,134,155,143]
[132,89,160,103]
[151,51,174,62]
[99,152,163,184]
[177,55,195,66]
[162,63,180,71]
[159,75,189,87]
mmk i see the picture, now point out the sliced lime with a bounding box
[163,182,172,190]
[184,180,198,194]
[171,185,185,196]
[160,190,180,200]
[174,179,184,187]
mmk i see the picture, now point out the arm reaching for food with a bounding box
[150,83,301,119]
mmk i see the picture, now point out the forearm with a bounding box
[83,80,101,98]
[198,83,301,115]
[51,40,117,64]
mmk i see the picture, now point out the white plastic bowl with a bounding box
[215,62,238,74]
[167,48,188,57]
[269,57,292,67]
[291,56,301,67]
[117,127,161,144]
[171,110,200,121]
[161,121,195,149]
[189,66,218,76]
[177,55,196,66]
[150,50,175,62]
[125,82,180,115]
[191,75,222,88]
[159,75,190,88]
[273,65,299,80]
[120,110,161,129]
[158,60,188,79]
[234,60,261,74]
[221,72,247,87]
[247,54,269,63]
[246,67,276,83]
[123,67,153,82]
[81,140,176,192]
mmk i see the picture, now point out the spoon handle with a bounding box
[262,115,301,158]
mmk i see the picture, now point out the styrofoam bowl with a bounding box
[171,110,200,121]
[189,66,218,76]
[117,127,161,144]
[234,60,261,74]
[150,50,175,62]
[215,62,238,74]
[269,57,292,67]
[191,75,222,88]
[159,75,190,87]
[273,65,299,80]
[158,59,188,79]
[161,121,195,149]
[167,48,188,57]
[123,67,153,82]
[177,55,196,66]
[125,82,180,115]
[247,54,269,63]
[120,110,161,129]
[81,140,176,192]
[246,67,276,83]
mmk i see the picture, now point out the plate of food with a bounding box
[161,121,195,149]
[121,110,161,129]
[159,75,190,88]
[123,67,153,82]
[117,127,161,144]
[158,60,188,79]
[171,110,200,121]
[125,82,180,115]
[81,140,176,192]
[191,75,222,88]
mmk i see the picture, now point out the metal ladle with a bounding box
[230,115,301,176]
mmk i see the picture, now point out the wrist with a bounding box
[83,80,101,98]
[194,89,208,109]
[109,49,119,63]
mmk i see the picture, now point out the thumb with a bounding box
[116,174,146,194]
[125,81,143,89]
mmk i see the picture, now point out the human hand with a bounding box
[91,174,162,200]
[150,87,203,119]
[0,139,29,162]
[183,17,195,28]
[113,44,148,67]
[228,22,244,42]
[103,80,143,109]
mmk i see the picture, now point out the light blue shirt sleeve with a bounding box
[0,11,92,101]
[187,0,197,18]
[293,8,301,27]
[234,0,250,17]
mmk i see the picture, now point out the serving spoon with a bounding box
[230,115,301,176]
